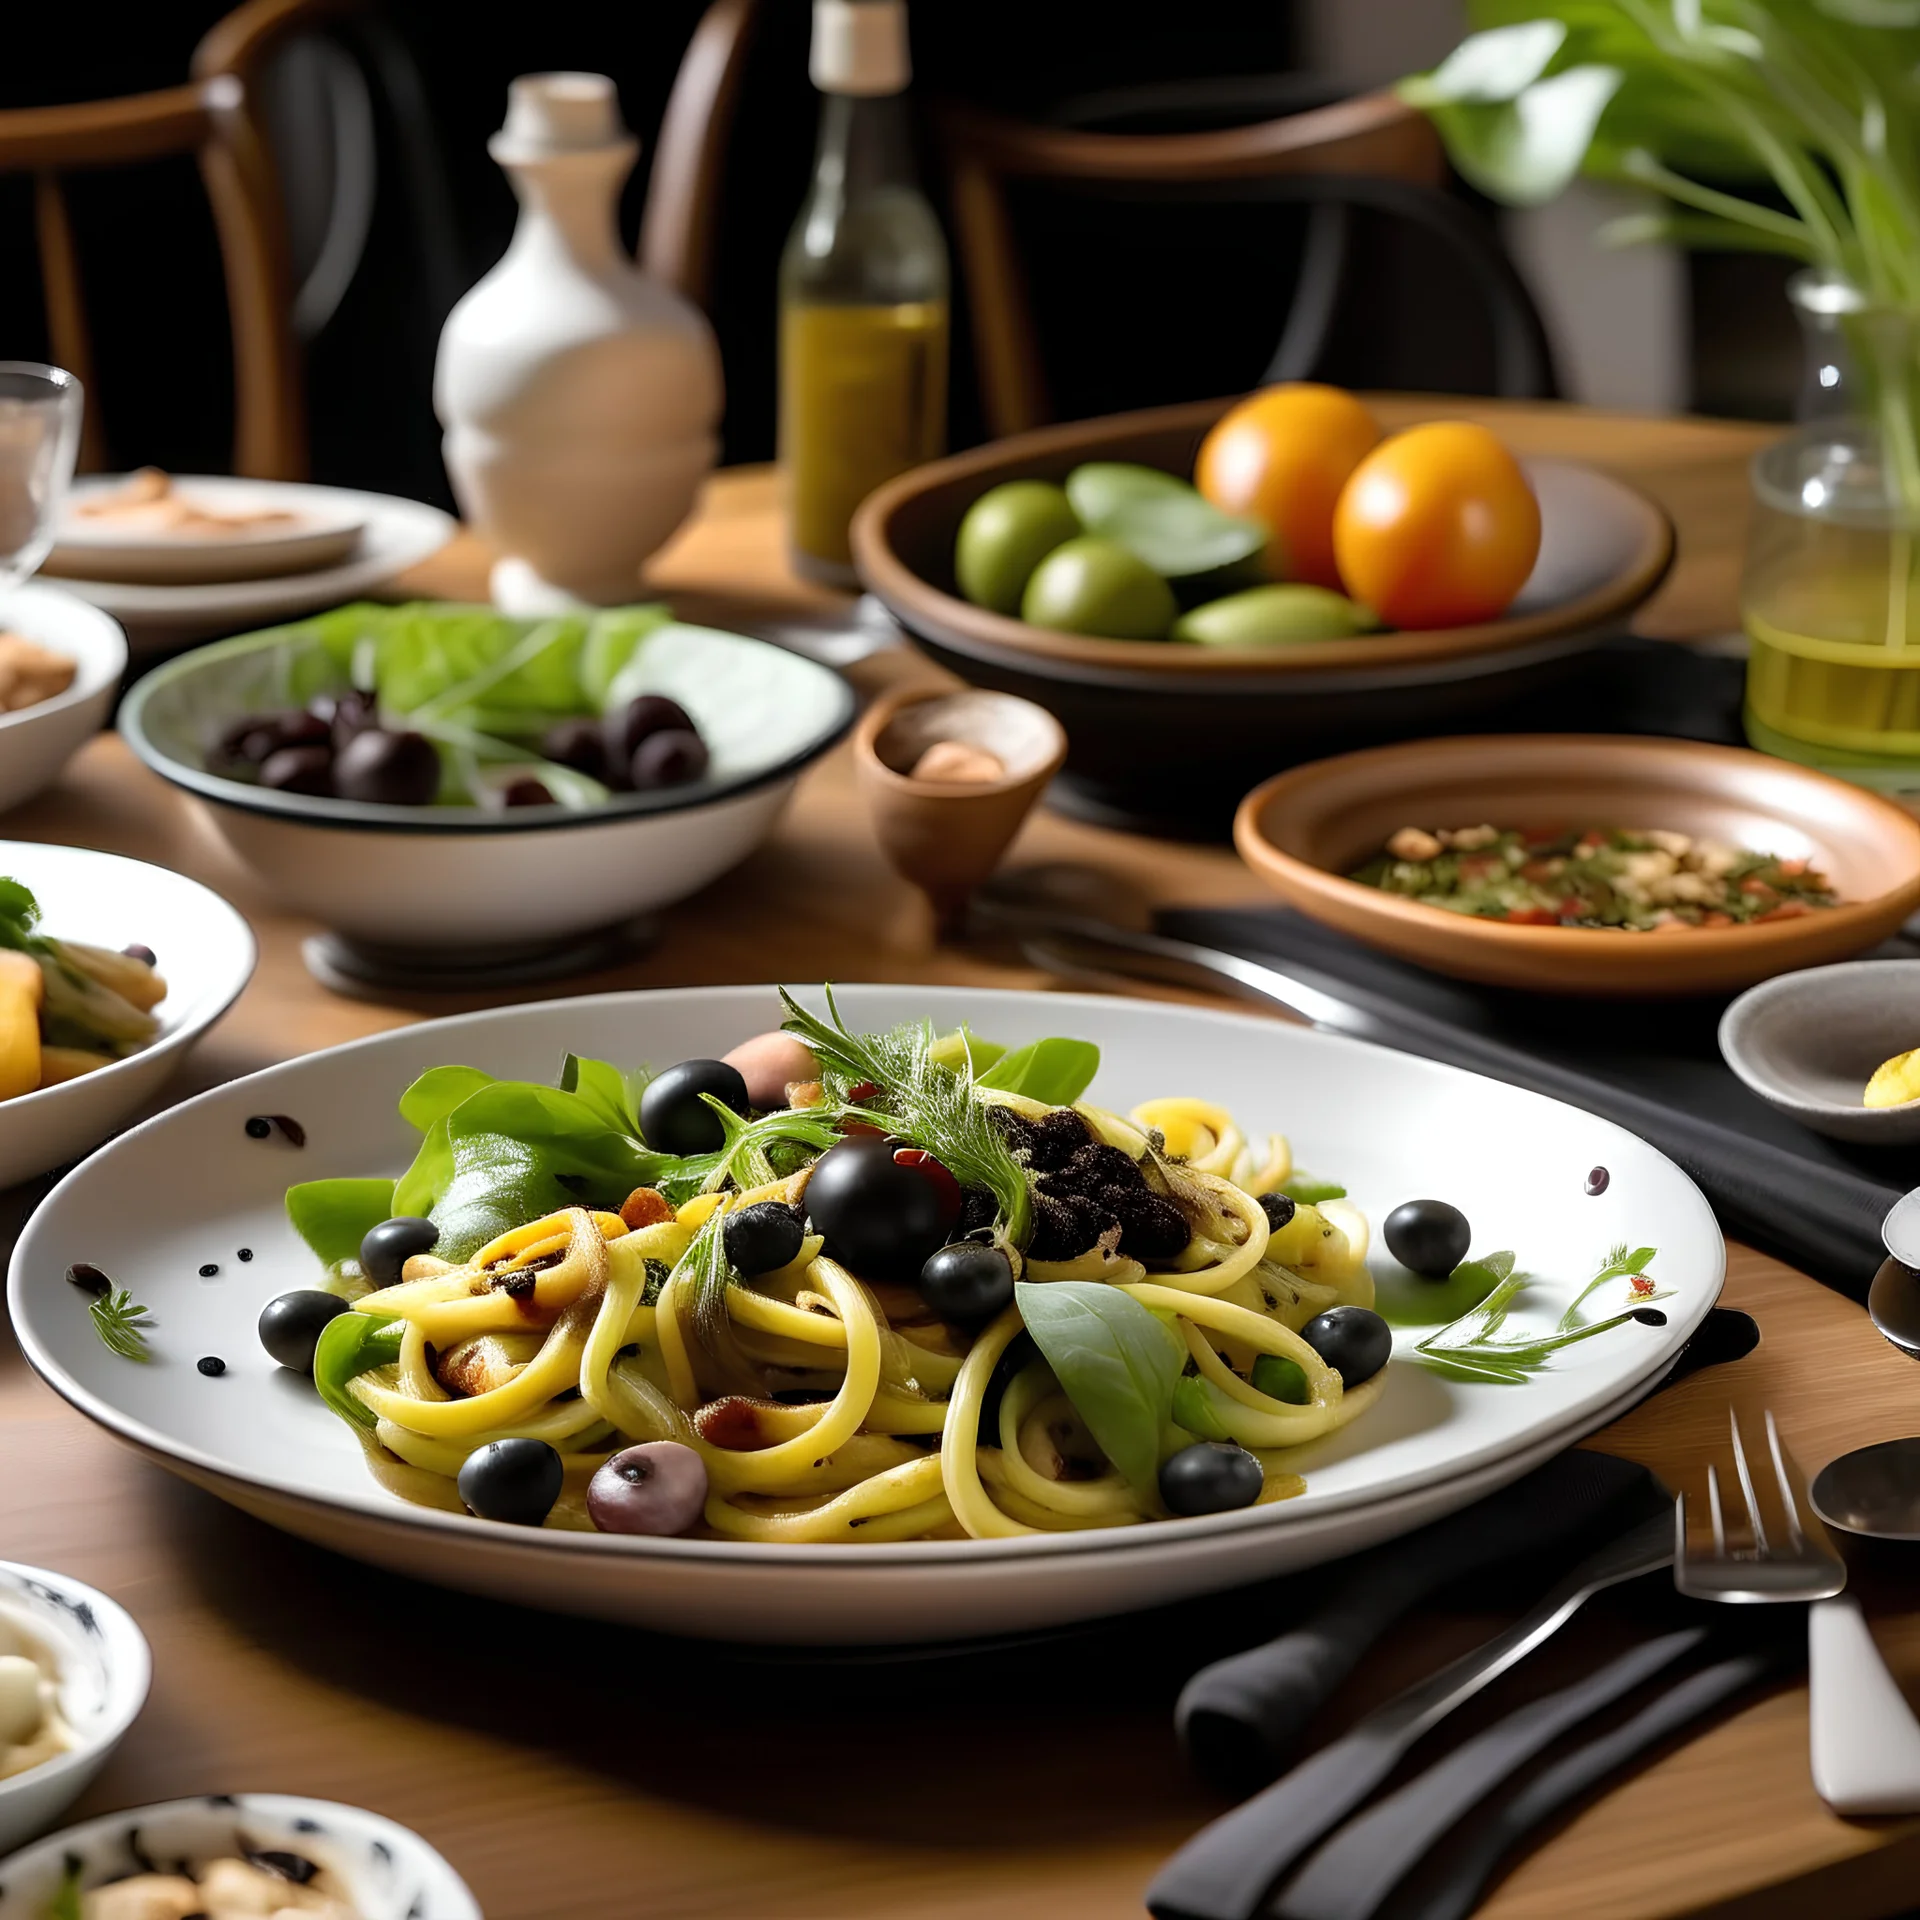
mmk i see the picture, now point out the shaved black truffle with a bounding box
[1105,1187,1191,1262]
[1027,1191,1107,1262]
[956,1185,999,1237]
[990,1106,1038,1155]
[1053,1142,1148,1199]
[1027,1107,1094,1173]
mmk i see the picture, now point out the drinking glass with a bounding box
[0,363,83,592]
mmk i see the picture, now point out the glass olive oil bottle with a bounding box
[780,0,948,586]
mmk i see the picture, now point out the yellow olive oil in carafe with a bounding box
[780,0,948,586]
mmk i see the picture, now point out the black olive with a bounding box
[640,1059,750,1154]
[1300,1305,1392,1387]
[541,716,608,781]
[724,1200,806,1277]
[120,943,157,967]
[314,687,379,752]
[332,727,441,806]
[1258,1192,1296,1233]
[501,777,554,807]
[245,1116,273,1139]
[918,1242,1015,1323]
[1159,1441,1264,1516]
[458,1437,563,1526]
[630,728,709,790]
[1383,1199,1472,1278]
[197,1355,226,1377]
[257,744,336,795]
[603,693,696,772]
[258,1290,349,1373]
[360,1215,439,1289]
[216,708,329,769]
[804,1136,948,1282]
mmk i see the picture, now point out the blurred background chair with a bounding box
[939,77,1559,441]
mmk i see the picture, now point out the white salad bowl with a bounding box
[0,584,126,817]
[0,1793,480,1919]
[118,621,856,957]
[0,1561,150,1857]
[0,843,255,1188]
[7,986,1724,1645]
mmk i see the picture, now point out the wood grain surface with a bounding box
[10,400,1920,1920]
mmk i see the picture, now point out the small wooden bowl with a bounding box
[1234,735,1920,998]
[855,688,1067,926]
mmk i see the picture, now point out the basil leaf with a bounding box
[312,1311,404,1430]
[977,1037,1100,1106]
[1015,1279,1183,1500]
[560,1052,641,1133]
[1172,1372,1231,1441]
[397,1064,494,1134]
[286,1178,398,1280]
[1280,1173,1347,1203]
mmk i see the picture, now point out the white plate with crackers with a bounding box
[0,583,126,816]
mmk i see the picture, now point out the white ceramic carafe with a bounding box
[435,73,722,607]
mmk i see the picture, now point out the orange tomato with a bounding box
[1195,383,1382,590]
[1332,422,1541,629]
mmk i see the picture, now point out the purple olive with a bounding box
[630,728,708,790]
[332,727,441,806]
[257,744,336,795]
[501,777,555,808]
[120,943,157,967]
[587,1441,708,1535]
[541,716,609,782]
[603,694,695,774]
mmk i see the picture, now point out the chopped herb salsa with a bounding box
[1350,824,1839,930]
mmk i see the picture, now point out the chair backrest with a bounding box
[0,0,331,479]
[639,0,762,312]
[937,89,1552,439]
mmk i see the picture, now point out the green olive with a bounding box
[954,480,1082,614]
[1021,536,1178,640]
[1172,583,1383,646]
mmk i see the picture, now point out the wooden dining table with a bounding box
[6,396,1920,1920]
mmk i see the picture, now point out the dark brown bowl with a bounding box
[850,398,1674,833]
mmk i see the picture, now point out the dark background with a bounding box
[0,1,1797,505]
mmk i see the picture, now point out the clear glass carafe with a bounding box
[1743,273,1920,790]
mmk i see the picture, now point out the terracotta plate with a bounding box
[1235,735,1920,997]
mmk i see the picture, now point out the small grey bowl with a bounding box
[1720,959,1920,1143]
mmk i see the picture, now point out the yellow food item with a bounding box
[1865,1049,1920,1108]
[0,950,44,1101]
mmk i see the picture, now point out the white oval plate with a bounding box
[0,843,256,1187]
[0,584,126,817]
[42,484,454,648]
[6,987,1721,1644]
[48,475,366,585]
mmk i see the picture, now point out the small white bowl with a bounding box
[120,620,856,955]
[0,843,256,1186]
[1720,959,1920,1143]
[0,1794,480,1919]
[0,1561,150,1856]
[0,584,126,817]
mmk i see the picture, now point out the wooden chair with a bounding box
[939,85,1558,439]
[0,0,345,479]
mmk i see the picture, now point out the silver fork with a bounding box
[1675,1410,1920,1815]
[1674,1407,1845,1604]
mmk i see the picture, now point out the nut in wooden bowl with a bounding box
[855,688,1067,929]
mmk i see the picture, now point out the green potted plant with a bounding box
[1403,3,1920,786]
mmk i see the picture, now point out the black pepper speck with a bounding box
[198,1263,219,1278]
[245,1116,272,1139]
[197,1355,226,1377]
[237,1247,253,1262]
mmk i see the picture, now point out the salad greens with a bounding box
[974,1037,1101,1107]
[1414,1243,1671,1383]
[285,1178,396,1284]
[312,1310,405,1429]
[1014,1278,1185,1501]
[87,1288,155,1363]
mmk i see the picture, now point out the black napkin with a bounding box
[1159,902,1914,1296]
